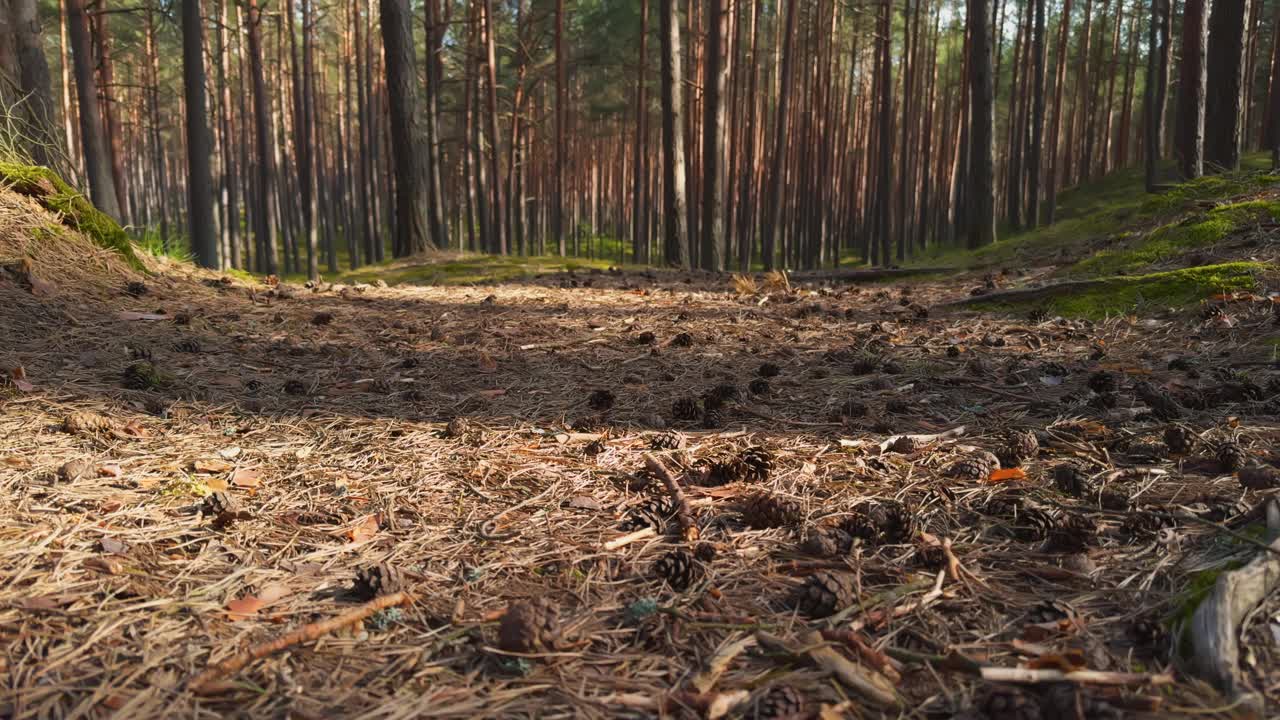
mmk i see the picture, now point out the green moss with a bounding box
[0,162,143,269]
[971,262,1265,319]
[122,361,174,390]
[337,253,629,286]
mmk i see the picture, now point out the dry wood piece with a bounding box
[755,630,899,708]
[188,592,410,694]
[642,452,697,541]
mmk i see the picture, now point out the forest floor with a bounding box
[3,171,1280,719]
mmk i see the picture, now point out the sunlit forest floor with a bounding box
[2,165,1280,718]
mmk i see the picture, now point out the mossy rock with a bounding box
[0,162,143,270]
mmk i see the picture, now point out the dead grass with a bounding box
[1,190,1279,718]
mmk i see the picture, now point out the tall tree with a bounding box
[246,0,279,273]
[967,0,996,248]
[90,4,129,222]
[12,0,55,167]
[700,0,729,272]
[481,0,505,254]
[555,0,566,256]
[1267,0,1280,169]
[1027,0,1046,227]
[760,0,796,270]
[659,0,689,268]
[1204,0,1251,172]
[632,0,650,264]
[1043,0,1072,224]
[1146,0,1171,190]
[64,0,120,219]
[182,0,217,268]
[380,0,433,255]
[1177,0,1208,178]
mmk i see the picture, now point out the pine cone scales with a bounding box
[997,430,1039,468]
[793,571,855,618]
[840,500,914,545]
[1047,513,1097,552]
[1163,424,1197,454]
[800,525,854,557]
[619,495,677,531]
[1053,463,1090,497]
[652,549,698,591]
[498,598,561,654]
[1217,441,1248,472]
[741,492,802,528]
[979,685,1041,720]
[751,685,805,720]
[1133,381,1182,420]
[741,446,774,481]
[650,430,685,450]
[353,562,403,599]
[947,452,998,480]
[671,397,700,421]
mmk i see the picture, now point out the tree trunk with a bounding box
[555,0,566,256]
[1267,0,1280,168]
[90,3,129,222]
[1146,0,1171,190]
[659,0,690,268]
[632,0,650,264]
[246,0,278,273]
[1044,0,1072,224]
[379,0,433,255]
[700,0,729,272]
[182,0,217,268]
[761,0,796,270]
[967,0,996,248]
[64,0,120,219]
[12,0,55,167]
[1204,0,1250,172]
[1027,0,1046,228]
[1177,0,1208,178]
[481,0,506,254]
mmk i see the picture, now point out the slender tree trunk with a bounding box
[12,0,54,167]
[700,0,729,272]
[1267,0,1280,168]
[246,0,278,273]
[1044,0,1072,224]
[761,0,796,270]
[90,3,129,222]
[1027,0,1046,228]
[632,0,650,264]
[481,0,506,254]
[1146,0,1171,189]
[379,0,433,255]
[967,0,995,248]
[1204,0,1250,171]
[555,0,566,256]
[1177,0,1208,178]
[65,0,120,219]
[659,0,690,268]
[182,0,217,268]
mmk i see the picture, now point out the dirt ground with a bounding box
[2,248,1279,718]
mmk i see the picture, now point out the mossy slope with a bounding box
[0,162,142,269]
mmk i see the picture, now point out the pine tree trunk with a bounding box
[700,0,728,272]
[1146,0,1171,189]
[246,0,278,273]
[1204,0,1250,171]
[1043,0,1072,224]
[967,0,996,248]
[64,0,120,219]
[182,0,218,268]
[481,0,506,254]
[91,4,129,223]
[659,0,690,268]
[760,0,796,270]
[632,0,649,264]
[1027,0,1046,228]
[379,0,433,255]
[1267,0,1280,168]
[12,0,55,167]
[1177,0,1208,178]
[555,0,567,256]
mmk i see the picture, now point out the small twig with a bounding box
[188,592,410,694]
[603,526,656,550]
[691,633,755,693]
[642,452,696,541]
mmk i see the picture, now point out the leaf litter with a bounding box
[0,257,1278,718]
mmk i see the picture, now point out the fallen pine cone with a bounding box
[1239,465,1280,490]
[652,549,699,591]
[792,570,855,618]
[1216,441,1248,473]
[741,491,801,529]
[353,563,404,600]
[1163,423,1197,454]
[56,458,95,482]
[498,598,561,655]
[750,685,806,720]
[62,411,115,435]
[947,451,999,480]
[996,430,1039,468]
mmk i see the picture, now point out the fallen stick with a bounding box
[820,629,902,682]
[978,667,1175,687]
[643,452,697,541]
[691,633,756,693]
[188,592,410,694]
[756,630,899,708]
[602,526,657,551]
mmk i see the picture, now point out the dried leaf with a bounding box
[477,352,498,373]
[116,420,150,438]
[100,537,129,555]
[28,273,56,297]
[567,495,605,511]
[2,456,31,469]
[205,477,229,492]
[97,464,123,478]
[230,467,262,488]
[8,366,33,392]
[192,459,233,474]
[342,514,381,543]
[985,468,1028,483]
[476,388,506,398]
[226,583,291,620]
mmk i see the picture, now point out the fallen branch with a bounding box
[756,630,899,708]
[602,526,656,551]
[820,628,902,682]
[643,452,697,541]
[1190,500,1280,714]
[979,667,1174,687]
[188,592,410,694]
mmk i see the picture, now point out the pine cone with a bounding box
[700,455,748,486]
[172,338,201,353]
[706,383,740,405]
[1126,440,1169,461]
[849,352,881,375]
[1130,616,1167,651]
[443,417,472,438]
[1120,509,1177,537]
[751,685,806,720]
[619,495,677,531]
[498,598,561,654]
[62,411,114,434]
[996,430,1039,468]
[701,406,725,429]
[748,378,772,396]
[758,362,781,378]
[201,491,237,518]
[1039,682,1123,720]
[1163,424,1197,454]
[800,525,853,557]
[977,685,1041,720]
[741,492,801,529]
[283,378,308,396]
[353,562,404,600]
[122,361,171,390]
[840,500,914,545]
[792,571,855,618]
[1047,513,1097,552]
[1053,462,1090,497]
[670,332,694,347]
[652,549,698,591]
[671,396,701,421]
[947,452,998,480]
[832,398,868,420]
[588,388,616,410]
[1133,381,1182,420]
[1217,441,1248,472]
[635,331,657,345]
[649,430,686,450]
[1087,371,1118,394]
[125,280,149,297]
[311,312,334,326]
[740,446,774,481]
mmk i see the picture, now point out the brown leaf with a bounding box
[100,537,129,555]
[477,352,498,373]
[116,420,150,438]
[97,464,123,478]
[205,477,229,492]
[2,456,31,469]
[230,467,262,488]
[226,582,290,620]
[86,556,124,574]
[192,459,233,474]
[8,366,33,392]
[567,495,605,511]
[342,514,381,543]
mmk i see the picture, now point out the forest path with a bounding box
[1,258,1277,718]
